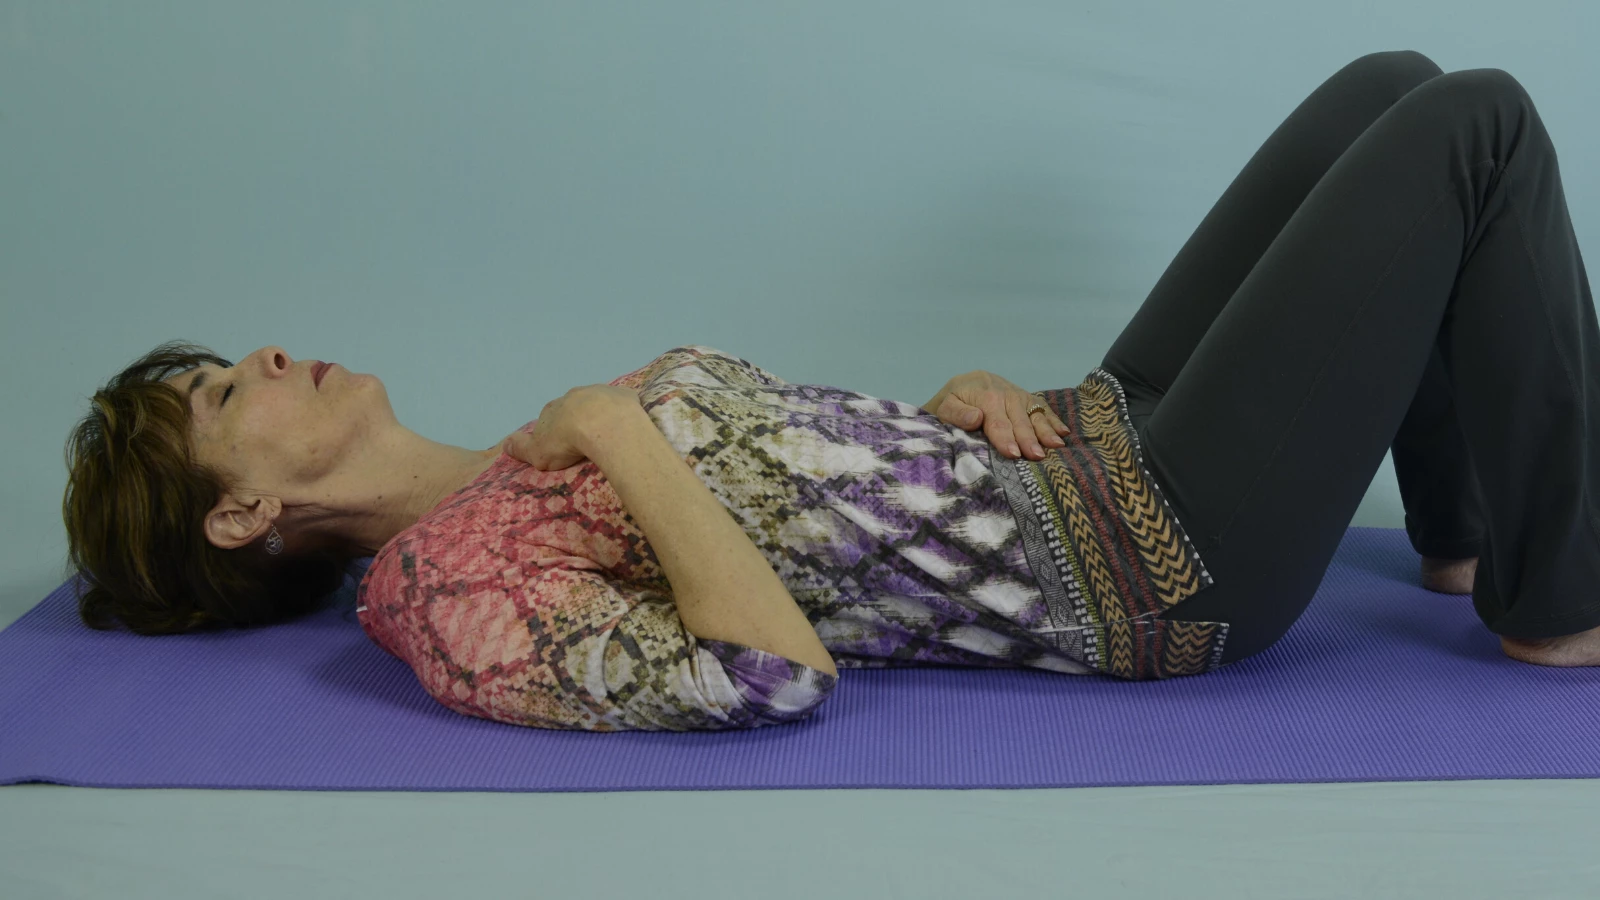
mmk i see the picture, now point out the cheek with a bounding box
[236,410,292,461]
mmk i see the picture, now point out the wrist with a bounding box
[578,395,653,459]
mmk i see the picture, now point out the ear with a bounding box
[204,494,282,551]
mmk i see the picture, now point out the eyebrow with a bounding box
[186,369,209,415]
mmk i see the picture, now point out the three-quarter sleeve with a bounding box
[411,563,838,732]
[595,587,839,731]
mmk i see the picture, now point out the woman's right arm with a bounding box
[579,397,839,678]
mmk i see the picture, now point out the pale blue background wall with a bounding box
[5,1,1599,617]
[3,3,1597,898]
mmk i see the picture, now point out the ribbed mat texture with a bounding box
[2,527,1597,792]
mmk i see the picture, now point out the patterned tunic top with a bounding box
[356,346,1228,732]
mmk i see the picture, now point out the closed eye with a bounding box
[222,384,233,406]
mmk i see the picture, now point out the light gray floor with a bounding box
[4,779,1597,899]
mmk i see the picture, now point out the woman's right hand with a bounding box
[922,370,1070,460]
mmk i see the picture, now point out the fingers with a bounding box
[938,383,1072,460]
[995,391,1068,460]
[1003,392,1043,460]
[1039,402,1070,442]
[985,391,1029,459]
[1034,406,1068,453]
[934,395,979,430]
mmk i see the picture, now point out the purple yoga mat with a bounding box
[2,526,1596,792]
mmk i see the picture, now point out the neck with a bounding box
[291,427,504,559]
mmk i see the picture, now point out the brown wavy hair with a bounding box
[62,340,350,635]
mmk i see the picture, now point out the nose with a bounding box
[254,346,292,378]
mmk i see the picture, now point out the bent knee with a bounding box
[1422,67,1535,115]
[1349,49,1445,90]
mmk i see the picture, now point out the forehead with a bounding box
[167,365,213,415]
[165,363,208,383]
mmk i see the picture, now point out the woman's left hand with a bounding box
[501,384,641,471]
[924,370,1068,460]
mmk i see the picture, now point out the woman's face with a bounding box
[163,346,389,487]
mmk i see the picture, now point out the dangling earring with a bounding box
[265,524,284,556]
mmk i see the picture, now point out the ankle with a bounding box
[1420,555,1477,594]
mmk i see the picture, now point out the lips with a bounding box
[312,361,331,388]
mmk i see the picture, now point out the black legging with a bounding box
[1098,50,1600,666]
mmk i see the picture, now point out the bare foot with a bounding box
[1421,556,1477,594]
[1502,623,1600,667]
